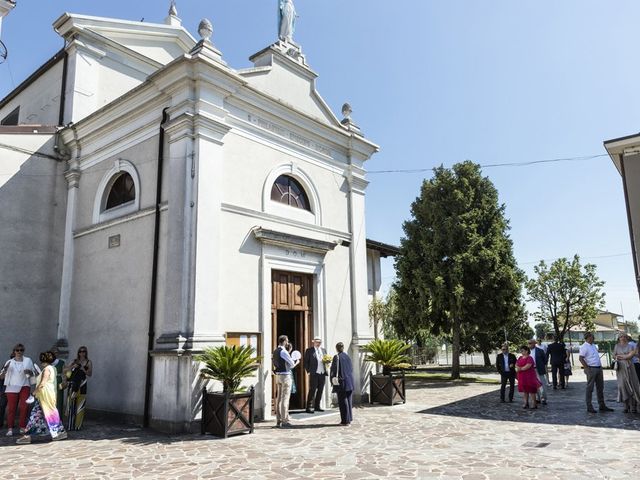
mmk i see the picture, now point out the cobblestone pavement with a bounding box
[1,370,639,479]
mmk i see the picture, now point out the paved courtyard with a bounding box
[1,369,639,479]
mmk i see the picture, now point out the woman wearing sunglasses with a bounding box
[63,346,92,430]
[1,344,38,436]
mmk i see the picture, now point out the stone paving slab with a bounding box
[1,371,639,479]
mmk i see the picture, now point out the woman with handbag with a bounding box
[64,346,92,430]
[330,342,354,426]
[613,334,640,413]
[16,351,67,444]
[2,344,38,436]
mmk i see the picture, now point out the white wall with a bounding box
[68,137,159,417]
[0,133,66,362]
[0,60,63,125]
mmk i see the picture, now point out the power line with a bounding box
[367,154,609,174]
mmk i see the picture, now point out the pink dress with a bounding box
[516,356,541,393]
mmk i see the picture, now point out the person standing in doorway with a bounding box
[547,336,567,389]
[496,343,516,403]
[528,339,548,405]
[579,332,614,413]
[273,335,299,428]
[304,337,327,414]
[330,342,354,426]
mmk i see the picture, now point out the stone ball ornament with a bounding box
[341,103,353,120]
[198,18,213,42]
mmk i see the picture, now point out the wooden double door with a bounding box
[271,270,314,410]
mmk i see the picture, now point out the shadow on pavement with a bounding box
[418,378,640,430]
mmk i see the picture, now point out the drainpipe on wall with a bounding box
[143,108,169,428]
[57,51,68,126]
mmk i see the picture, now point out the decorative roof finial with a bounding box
[169,1,178,17]
[198,18,213,43]
[341,103,352,121]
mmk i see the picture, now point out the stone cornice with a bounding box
[252,227,339,254]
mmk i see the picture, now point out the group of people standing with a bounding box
[0,344,92,444]
[496,337,573,408]
[273,335,354,428]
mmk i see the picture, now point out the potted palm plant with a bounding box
[362,339,412,406]
[198,345,260,438]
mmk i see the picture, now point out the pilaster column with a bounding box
[346,160,374,401]
[56,163,81,356]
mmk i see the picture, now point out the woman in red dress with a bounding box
[515,345,541,409]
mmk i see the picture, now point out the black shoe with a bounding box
[599,406,614,412]
[587,407,597,413]
[305,409,314,414]
[315,408,325,412]
[509,398,514,403]
[541,400,547,405]
[553,386,557,390]
[500,399,505,403]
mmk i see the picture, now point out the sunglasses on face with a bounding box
[14,349,24,353]
[79,350,87,354]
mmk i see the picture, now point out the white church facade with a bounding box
[0,2,397,432]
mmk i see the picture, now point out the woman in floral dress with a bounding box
[16,351,67,444]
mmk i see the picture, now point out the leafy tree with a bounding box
[534,321,553,341]
[393,161,525,379]
[369,290,399,340]
[526,255,605,341]
[628,320,640,336]
[473,308,533,366]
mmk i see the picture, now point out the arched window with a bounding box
[270,175,311,211]
[93,160,141,224]
[105,172,136,210]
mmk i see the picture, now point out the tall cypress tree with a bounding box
[393,161,524,379]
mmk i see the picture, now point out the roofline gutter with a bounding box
[619,153,640,302]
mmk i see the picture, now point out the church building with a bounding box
[0,1,396,432]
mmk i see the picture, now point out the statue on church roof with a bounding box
[278,0,296,43]
[169,0,178,17]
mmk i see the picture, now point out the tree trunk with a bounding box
[451,318,461,380]
[482,349,491,367]
[373,315,379,341]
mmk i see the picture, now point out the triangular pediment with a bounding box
[53,13,196,66]
[240,42,341,127]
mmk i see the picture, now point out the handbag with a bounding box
[331,354,341,386]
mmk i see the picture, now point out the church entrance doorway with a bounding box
[271,270,314,411]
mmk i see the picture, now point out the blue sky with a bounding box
[1,1,638,324]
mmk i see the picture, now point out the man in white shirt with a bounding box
[579,332,613,413]
[273,335,300,427]
[303,337,328,413]
[528,339,548,405]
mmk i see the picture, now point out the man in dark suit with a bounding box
[547,336,567,389]
[303,337,328,413]
[496,343,516,402]
[331,342,354,426]
[528,339,548,405]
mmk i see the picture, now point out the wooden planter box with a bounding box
[201,387,255,438]
[369,372,406,406]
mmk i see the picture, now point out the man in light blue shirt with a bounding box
[273,335,299,427]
